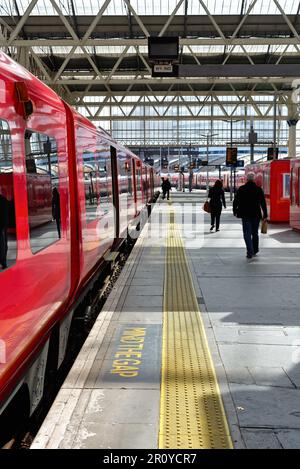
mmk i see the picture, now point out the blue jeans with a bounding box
[242,217,260,256]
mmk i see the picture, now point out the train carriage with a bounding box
[0,51,156,445]
[290,158,300,231]
[246,160,291,223]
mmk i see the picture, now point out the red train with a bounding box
[169,170,246,191]
[290,158,300,231]
[246,160,291,223]
[0,51,159,441]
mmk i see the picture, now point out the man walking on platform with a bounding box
[161,177,171,200]
[233,172,268,259]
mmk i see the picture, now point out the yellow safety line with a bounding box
[159,203,233,449]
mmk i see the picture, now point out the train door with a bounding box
[117,151,135,238]
[142,165,148,203]
[110,145,119,239]
[149,168,154,199]
[133,159,143,215]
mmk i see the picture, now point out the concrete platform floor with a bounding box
[32,190,300,449]
[183,191,300,449]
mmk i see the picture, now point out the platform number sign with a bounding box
[226,147,238,166]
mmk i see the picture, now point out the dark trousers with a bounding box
[242,217,260,256]
[56,218,61,239]
[162,190,170,200]
[0,227,8,268]
[211,209,221,230]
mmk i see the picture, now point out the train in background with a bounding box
[167,159,300,231]
[246,160,291,223]
[0,51,160,445]
[290,158,300,231]
[245,158,300,230]
[168,169,246,192]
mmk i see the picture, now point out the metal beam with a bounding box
[8,0,38,45]
[177,64,300,77]
[79,99,282,107]
[48,77,294,85]
[72,90,291,97]
[81,115,288,121]
[159,0,185,37]
[198,0,225,39]
[3,38,300,47]
[123,0,149,37]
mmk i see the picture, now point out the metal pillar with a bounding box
[230,120,233,201]
[273,96,277,159]
[206,136,209,194]
[288,123,297,158]
[287,99,299,159]
[250,121,254,164]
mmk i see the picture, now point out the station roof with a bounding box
[1,1,300,123]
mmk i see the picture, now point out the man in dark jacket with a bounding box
[161,178,171,200]
[52,187,61,239]
[233,172,268,259]
[0,193,9,269]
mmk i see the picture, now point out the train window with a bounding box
[83,143,112,224]
[142,166,148,200]
[283,173,291,199]
[95,143,112,219]
[263,171,270,195]
[24,130,60,254]
[118,155,133,196]
[135,163,141,191]
[83,150,98,223]
[291,170,295,205]
[0,119,16,271]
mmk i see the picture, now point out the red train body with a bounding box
[0,51,158,433]
[246,160,291,223]
[290,158,300,231]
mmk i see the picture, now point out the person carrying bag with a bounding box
[207,180,226,232]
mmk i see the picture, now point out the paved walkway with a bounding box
[32,190,300,449]
[185,191,300,449]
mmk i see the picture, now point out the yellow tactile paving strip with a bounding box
[159,207,233,449]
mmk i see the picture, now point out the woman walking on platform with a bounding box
[208,180,226,232]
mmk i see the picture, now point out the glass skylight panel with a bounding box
[4,0,300,17]
[245,45,269,53]
[250,0,299,14]
[2,0,57,15]
[104,0,127,15]
[188,45,225,54]
[188,0,243,15]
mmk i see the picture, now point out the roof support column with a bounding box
[287,99,299,158]
[17,47,30,68]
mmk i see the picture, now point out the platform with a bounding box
[32,191,300,450]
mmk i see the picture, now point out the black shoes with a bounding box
[246,253,253,259]
[210,225,214,232]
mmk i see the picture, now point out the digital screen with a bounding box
[148,37,179,60]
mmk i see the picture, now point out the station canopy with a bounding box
[1,1,300,149]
